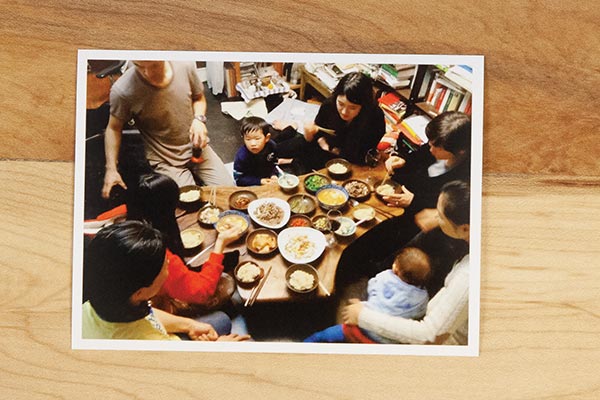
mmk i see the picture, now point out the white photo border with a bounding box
[73,50,484,357]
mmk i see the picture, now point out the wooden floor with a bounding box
[1,161,598,398]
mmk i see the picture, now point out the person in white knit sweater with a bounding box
[342,180,471,345]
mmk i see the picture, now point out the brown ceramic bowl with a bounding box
[245,228,278,257]
[374,180,401,201]
[285,263,319,294]
[303,173,331,194]
[228,190,258,212]
[178,185,203,210]
[287,194,317,216]
[234,261,264,288]
[325,158,352,180]
[287,214,312,228]
[197,205,223,227]
[342,179,371,202]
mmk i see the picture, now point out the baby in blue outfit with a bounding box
[305,247,431,343]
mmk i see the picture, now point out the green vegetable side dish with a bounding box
[305,175,329,192]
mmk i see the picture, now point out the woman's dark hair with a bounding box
[426,111,471,156]
[440,180,470,226]
[330,72,375,111]
[83,220,166,322]
[127,173,184,257]
[240,116,270,138]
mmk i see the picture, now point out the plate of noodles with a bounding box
[247,198,291,229]
[277,227,326,264]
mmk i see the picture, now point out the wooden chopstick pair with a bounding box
[244,265,272,307]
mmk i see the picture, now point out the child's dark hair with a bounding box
[393,247,431,287]
[240,116,270,138]
[440,180,470,226]
[330,72,375,110]
[83,220,166,322]
[426,111,471,156]
[126,173,185,257]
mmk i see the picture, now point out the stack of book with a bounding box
[378,92,407,125]
[376,92,430,153]
[376,64,415,89]
[425,67,472,115]
[399,114,430,147]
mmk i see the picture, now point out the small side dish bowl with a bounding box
[228,190,258,212]
[234,261,264,288]
[303,173,331,194]
[374,180,401,201]
[333,216,357,238]
[246,228,278,256]
[179,185,203,210]
[342,179,371,202]
[287,214,312,228]
[352,204,376,223]
[311,215,330,233]
[198,205,223,227]
[287,194,317,216]
[325,158,352,180]
[285,263,319,294]
[278,173,299,193]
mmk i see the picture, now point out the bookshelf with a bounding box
[405,64,473,118]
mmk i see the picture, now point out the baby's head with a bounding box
[391,247,431,287]
[240,116,271,154]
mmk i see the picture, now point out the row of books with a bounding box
[425,73,472,115]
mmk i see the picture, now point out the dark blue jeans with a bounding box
[304,324,345,343]
[177,311,232,340]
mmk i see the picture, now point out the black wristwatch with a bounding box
[194,114,207,123]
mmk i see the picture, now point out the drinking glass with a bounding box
[325,210,342,247]
[364,148,381,188]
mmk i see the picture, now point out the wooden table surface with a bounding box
[1,1,599,398]
[177,166,404,301]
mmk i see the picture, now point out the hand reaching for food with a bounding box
[385,155,406,173]
[383,185,414,208]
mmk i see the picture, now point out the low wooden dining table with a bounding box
[176,163,405,304]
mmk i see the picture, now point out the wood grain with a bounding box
[1,161,599,398]
[1,2,599,398]
[1,1,599,176]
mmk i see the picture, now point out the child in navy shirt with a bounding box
[233,117,279,186]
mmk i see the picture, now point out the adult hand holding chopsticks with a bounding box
[383,185,414,208]
[385,155,406,173]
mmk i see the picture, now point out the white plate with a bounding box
[247,197,291,229]
[277,227,326,264]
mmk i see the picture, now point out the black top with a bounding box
[391,145,470,212]
[233,140,278,186]
[314,100,386,165]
